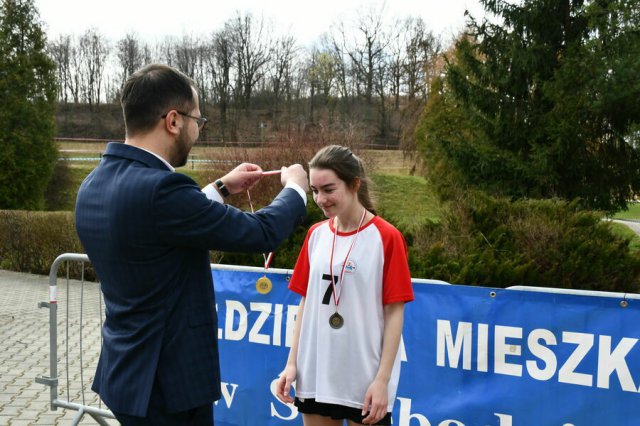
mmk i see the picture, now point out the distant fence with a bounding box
[58,154,235,169]
[54,137,401,150]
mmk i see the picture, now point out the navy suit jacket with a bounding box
[74,142,306,416]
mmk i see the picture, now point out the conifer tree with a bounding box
[0,0,57,209]
[419,0,640,212]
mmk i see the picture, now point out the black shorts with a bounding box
[294,397,392,425]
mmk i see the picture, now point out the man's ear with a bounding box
[163,110,181,135]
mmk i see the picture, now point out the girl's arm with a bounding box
[275,297,306,403]
[362,301,405,424]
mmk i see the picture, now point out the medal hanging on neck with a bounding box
[247,189,273,294]
[329,208,367,329]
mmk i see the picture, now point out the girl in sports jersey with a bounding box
[275,145,414,425]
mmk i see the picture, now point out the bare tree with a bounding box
[268,35,297,130]
[336,4,389,104]
[403,17,441,101]
[228,12,272,112]
[205,28,235,141]
[321,32,351,118]
[306,45,339,122]
[387,20,405,111]
[173,34,199,80]
[115,33,146,88]
[47,34,72,104]
[77,28,109,107]
[48,34,81,103]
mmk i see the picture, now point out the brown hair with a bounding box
[120,64,197,137]
[309,145,376,214]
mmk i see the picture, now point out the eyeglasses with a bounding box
[162,111,208,129]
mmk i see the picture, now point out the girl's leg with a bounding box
[302,413,344,426]
[346,418,390,426]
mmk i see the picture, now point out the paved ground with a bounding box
[0,269,118,425]
[612,218,640,235]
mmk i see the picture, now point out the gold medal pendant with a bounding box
[329,312,344,329]
[256,275,273,294]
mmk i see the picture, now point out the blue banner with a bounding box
[212,268,640,426]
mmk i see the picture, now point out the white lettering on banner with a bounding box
[273,303,283,346]
[526,328,557,381]
[597,336,638,392]
[495,325,522,377]
[400,334,408,362]
[249,302,271,344]
[494,413,512,426]
[396,398,515,426]
[224,300,247,341]
[558,332,593,387]
[478,323,489,372]
[213,382,238,408]
[436,320,472,370]
[218,300,299,346]
[436,320,640,392]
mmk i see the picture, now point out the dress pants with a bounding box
[112,378,214,426]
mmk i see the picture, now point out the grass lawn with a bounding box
[609,222,640,252]
[612,203,640,221]
[371,174,441,230]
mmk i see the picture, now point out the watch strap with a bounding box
[214,179,230,198]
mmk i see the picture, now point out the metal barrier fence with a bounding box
[36,253,115,425]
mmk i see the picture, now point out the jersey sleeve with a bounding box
[380,222,415,305]
[288,226,315,297]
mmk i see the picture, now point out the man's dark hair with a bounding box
[121,64,197,137]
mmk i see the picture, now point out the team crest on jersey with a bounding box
[344,259,357,274]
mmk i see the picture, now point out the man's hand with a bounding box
[280,164,309,192]
[219,163,263,195]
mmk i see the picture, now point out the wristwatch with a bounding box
[214,179,230,198]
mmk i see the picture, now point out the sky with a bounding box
[34,0,487,47]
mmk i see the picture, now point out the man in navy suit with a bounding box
[75,64,308,425]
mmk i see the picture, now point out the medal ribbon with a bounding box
[329,208,367,309]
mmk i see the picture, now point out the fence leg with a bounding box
[89,412,114,426]
[70,407,85,425]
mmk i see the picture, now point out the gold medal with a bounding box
[256,276,273,294]
[329,312,344,329]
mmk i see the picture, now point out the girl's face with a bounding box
[310,168,357,219]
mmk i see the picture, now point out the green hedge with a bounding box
[0,210,84,276]
[405,192,640,292]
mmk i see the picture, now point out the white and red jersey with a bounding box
[289,215,414,411]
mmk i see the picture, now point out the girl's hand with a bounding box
[361,378,388,424]
[275,364,297,404]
